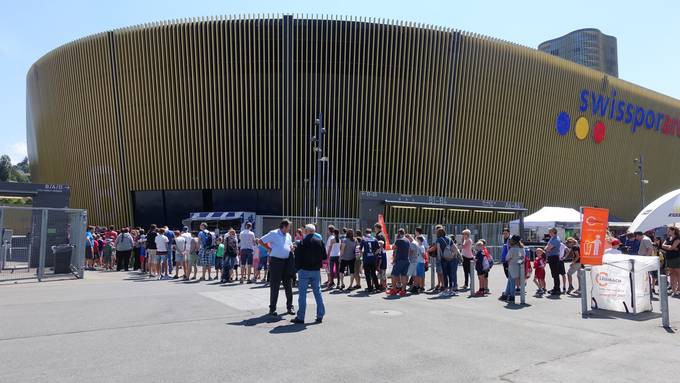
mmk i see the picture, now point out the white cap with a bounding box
[305,224,316,232]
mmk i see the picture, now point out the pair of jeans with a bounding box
[462,257,472,286]
[547,256,561,292]
[269,257,293,312]
[296,269,325,321]
[504,276,516,298]
[363,258,379,290]
[441,258,459,289]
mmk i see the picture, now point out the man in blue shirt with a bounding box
[360,228,380,292]
[85,226,94,270]
[389,228,411,296]
[544,228,563,295]
[259,219,295,316]
[500,227,510,278]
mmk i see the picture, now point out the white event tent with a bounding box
[628,189,680,233]
[510,206,582,231]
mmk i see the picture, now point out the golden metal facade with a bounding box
[27,16,680,227]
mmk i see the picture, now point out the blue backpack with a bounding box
[201,231,213,249]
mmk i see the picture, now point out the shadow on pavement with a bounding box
[270,323,309,334]
[587,309,661,322]
[503,303,532,310]
[228,314,284,327]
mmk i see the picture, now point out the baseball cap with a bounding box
[611,239,621,246]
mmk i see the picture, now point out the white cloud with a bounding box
[5,142,27,164]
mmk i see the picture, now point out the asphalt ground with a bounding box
[1,266,679,383]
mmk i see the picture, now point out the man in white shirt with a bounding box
[155,228,170,280]
[239,222,256,283]
[604,239,623,255]
[259,219,294,316]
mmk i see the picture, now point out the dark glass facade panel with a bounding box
[164,190,204,229]
[132,191,164,230]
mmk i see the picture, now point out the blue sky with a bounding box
[1,0,678,164]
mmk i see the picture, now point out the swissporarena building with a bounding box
[26,15,680,229]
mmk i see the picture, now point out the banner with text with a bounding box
[580,207,609,265]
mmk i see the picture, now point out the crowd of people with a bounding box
[84,220,680,322]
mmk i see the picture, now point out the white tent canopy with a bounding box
[510,206,582,229]
[628,189,680,233]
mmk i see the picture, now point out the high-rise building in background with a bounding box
[538,28,618,77]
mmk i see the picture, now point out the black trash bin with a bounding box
[52,245,74,274]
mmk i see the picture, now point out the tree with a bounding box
[16,157,29,174]
[0,155,11,182]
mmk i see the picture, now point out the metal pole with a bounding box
[519,258,526,305]
[314,112,324,227]
[659,270,670,328]
[469,258,475,297]
[630,259,637,314]
[38,209,48,282]
[579,267,589,317]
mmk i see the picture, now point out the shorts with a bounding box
[477,270,489,277]
[239,249,254,265]
[258,257,268,270]
[378,269,387,280]
[214,257,223,270]
[354,258,362,274]
[558,260,566,275]
[175,252,186,263]
[535,268,545,280]
[340,259,355,274]
[416,263,425,278]
[103,253,112,263]
[189,252,199,266]
[430,256,442,273]
[199,249,213,266]
[407,263,418,277]
[156,251,167,264]
[252,255,260,270]
[392,259,410,277]
[567,262,581,276]
[85,247,94,260]
[147,249,157,265]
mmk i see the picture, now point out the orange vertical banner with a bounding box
[580,207,609,265]
[378,213,391,250]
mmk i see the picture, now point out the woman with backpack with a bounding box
[436,227,458,296]
[503,235,526,304]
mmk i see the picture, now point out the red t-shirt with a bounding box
[104,231,118,242]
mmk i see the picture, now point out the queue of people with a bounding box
[85,220,680,322]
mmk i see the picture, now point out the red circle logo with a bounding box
[593,121,606,144]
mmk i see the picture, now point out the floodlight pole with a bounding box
[313,113,325,227]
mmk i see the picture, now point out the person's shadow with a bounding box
[227,314,284,327]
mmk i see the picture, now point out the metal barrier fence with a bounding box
[383,222,508,261]
[0,206,87,282]
[255,215,360,240]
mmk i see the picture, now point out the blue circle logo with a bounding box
[556,112,571,136]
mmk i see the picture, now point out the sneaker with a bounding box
[190,276,196,280]
[474,290,485,297]
[387,289,398,296]
[461,285,468,290]
[286,308,296,316]
[247,279,253,284]
[506,296,516,304]
[340,284,346,290]
[498,294,507,301]
[398,290,407,297]
[567,286,574,294]
[290,318,304,324]
[315,317,323,324]
[172,275,179,280]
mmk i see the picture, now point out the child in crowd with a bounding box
[103,239,114,271]
[533,248,547,295]
[474,241,489,297]
[377,241,387,291]
[214,237,224,282]
[415,236,426,293]
[256,244,269,284]
[353,235,363,289]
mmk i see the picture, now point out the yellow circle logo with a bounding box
[575,117,589,140]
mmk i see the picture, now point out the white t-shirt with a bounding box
[181,232,192,254]
[327,235,341,257]
[155,234,169,252]
[604,248,622,255]
[239,229,255,250]
[175,235,187,253]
